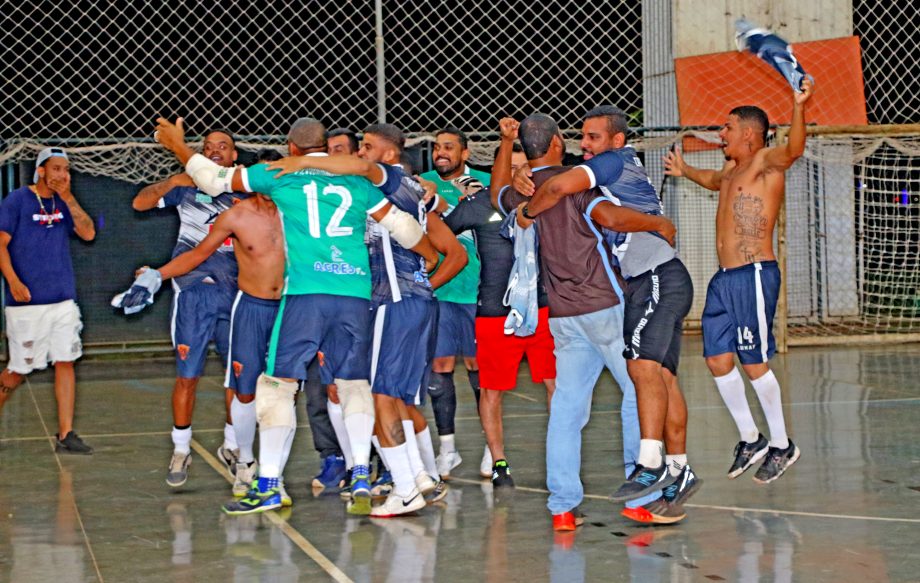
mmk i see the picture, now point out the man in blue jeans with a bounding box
[496,114,676,530]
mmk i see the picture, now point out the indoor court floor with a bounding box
[1,337,918,582]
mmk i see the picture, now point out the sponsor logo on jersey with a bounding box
[177,344,190,360]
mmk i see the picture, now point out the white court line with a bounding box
[506,391,540,403]
[25,378,105,583]
[448,477,920,525]
[189,439,354,583]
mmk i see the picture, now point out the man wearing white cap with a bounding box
[0,147,96,453]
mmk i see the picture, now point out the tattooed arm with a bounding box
[48,174,95,241]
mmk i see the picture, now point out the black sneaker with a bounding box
[55,431,93,455]
[752,441,800,484]
[661,464,703,506]
[491,459,515,488]
[727,434,769,479]
[610,463,676,502]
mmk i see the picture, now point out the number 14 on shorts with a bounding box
[737,326,755,349]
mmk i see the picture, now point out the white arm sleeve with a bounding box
[185,153,237,197]
[376,205,425,250]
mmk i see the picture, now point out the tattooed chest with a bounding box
[732,192,767,239]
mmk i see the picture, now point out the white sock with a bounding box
[666,454,687,477]
[259,426,289,479]
[223,422,238,451]
[750,370,789,449]
[402,420,425,478]
[638,438,664,468]
[172,426,191,455]
[439,433,456,454]
[381,444,415,497]
[328,400,354,468]
[344,412,373,468]
[279,404,297,475]
[415,427,440,480]
[372,435,390,471]
[714,368,760,443]
[231,398,257,463]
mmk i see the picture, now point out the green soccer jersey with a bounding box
[243,161,387,299]
[419,166,491,305]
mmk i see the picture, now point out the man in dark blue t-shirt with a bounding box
[0,147,96,454]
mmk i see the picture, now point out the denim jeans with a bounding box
[546,304,658,514]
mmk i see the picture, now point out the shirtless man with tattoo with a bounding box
[664,78,814,484]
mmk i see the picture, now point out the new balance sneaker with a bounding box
[223,478,282,515]
[279,480,293,507]
[480,445,493,478]
[347,465,372,515]
[621,500,686,524]
[752,441,800,484]
[370,488,426,517]
[727,434,769,479]
[491,460,515,488]
[370,469,393,498]
[55,431,93,455]
[166,452,191,487]
[415,472,438,496]
[233,461,258,497]
[552,511,577,531]
[217,445,240,476]
[424,479,449,504]
[312,454,347,489]
[436,450,462,479]
[610,463,676,502]
[662,464,703,506]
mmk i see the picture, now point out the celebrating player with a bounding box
[663,78,814,483]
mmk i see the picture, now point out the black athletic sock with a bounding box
[467,369,481,411]
[428,371,456,435]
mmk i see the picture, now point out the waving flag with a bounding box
[735,18,813,93]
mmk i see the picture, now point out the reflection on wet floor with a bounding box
[1,340,919,582]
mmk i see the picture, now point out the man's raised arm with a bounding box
[155,117,248,195]
[489,118,519,209]
[763,77,814,170]
[663,146,729,192]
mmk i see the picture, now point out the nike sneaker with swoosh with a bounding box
[370,488,426,517]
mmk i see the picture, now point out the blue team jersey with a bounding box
[159,186,247,291]
[367,165,433,307]
[579,147,675,277]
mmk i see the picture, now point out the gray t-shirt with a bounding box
[499,167,624,318]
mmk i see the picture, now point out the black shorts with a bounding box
[622,258,693,374]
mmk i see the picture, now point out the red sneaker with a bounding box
[552,511,577,531]
[621,506,655,524]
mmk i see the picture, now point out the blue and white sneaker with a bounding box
[610,463,677,502]
[223,477,282,515]
[312,454,347,490]
[347,465,372,515]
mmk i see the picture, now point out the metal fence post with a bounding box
[374,0,386,124]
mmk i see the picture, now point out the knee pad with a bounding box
[335,378,374,418]
[255,374,298,429]
[428,371,455,398]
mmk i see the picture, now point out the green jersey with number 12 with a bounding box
[242,161,387,299]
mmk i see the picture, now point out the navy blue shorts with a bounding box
[434,301,476,358]
[266,294,371,382]
[623,258,693,375]
[171,282,234,378]
[370,299,439,405]
[702,261,780,364]
[224,291,280,396]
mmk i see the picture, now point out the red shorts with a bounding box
[475,306,556,391]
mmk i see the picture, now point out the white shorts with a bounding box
[5,300,83,374]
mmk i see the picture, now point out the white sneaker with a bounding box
[415,472,438,496]
[370,488,426,517]
[436,451,462,478]
[279,480,293,507]
[233,461,258,497]
[480,445,493,478]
